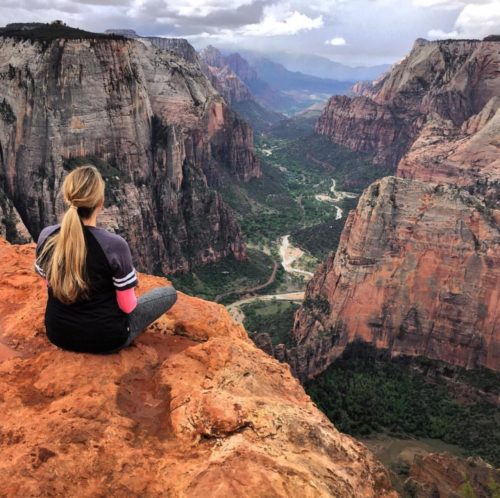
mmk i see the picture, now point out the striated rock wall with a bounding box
[315,38,500,166]
[0,32,260,274]
[397,96,500,203]
[0,237,396,498]
[285,38,500,381]
[146,37,199,63]
[407,453,499,498]
[292,176,499,379]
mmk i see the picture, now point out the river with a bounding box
[227,178,357,322]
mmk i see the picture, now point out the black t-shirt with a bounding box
[35,224,138,353]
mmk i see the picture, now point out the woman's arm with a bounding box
[116,288,138,314]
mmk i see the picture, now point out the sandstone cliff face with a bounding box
[146,37,199,63]
[397,96,500,203]
[288,38,500,381]
[0,32,260,274]
[0,237,396,498]
[292,177,499,379]
[316,38,500,166]
[407,453,499,498]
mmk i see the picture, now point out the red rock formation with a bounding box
[0,237,396,497]
[407,453,499,498]
[315,95,412,164]
[200,46,254,104]
[292,177,499,379]
[349,81,373,97]
[0,27,260,273]
[316,38,500,166]
[397,97,500,199]
[288,38,500,381]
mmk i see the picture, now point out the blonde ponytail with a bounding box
[37,165,105,304]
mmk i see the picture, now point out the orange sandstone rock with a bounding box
[293,177,499,379]
[0,238,396,497]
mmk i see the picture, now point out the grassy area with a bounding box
[290,196,358,259]
[219,116,392,257]
[266,131,393,193]
[168,248,277,303]
[242,299,299,347]
[305,342,500,466]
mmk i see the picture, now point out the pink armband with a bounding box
[116,288,138,314]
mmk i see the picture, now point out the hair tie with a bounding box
[69,204,77,210]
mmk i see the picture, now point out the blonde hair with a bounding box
[38,165,105,304]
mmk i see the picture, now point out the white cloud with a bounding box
[455,2,500,36]
[325,36,346,45]
[240,3,324,37]
[428,28,459,36]
[427,0,500,38]
[413,0,465,9]
[413,0,493,9]
[153,0,255,18]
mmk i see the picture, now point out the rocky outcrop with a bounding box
[146,37,199,64]
[285,38,500,381]
[200,46,253,104]
[0,187,31,243]
[316,38,500,166]
[406,453,499,498]
[199,46,282,131]
[348,81,373,97]
[105,30,199,63]
[397,96,500,204]
[0,237,397,497]
[315,95,416,164]
[0,26,261,274]
[292,177,499,379]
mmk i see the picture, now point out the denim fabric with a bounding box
[122,286,177,348]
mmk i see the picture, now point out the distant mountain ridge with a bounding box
[199,46,284,131]
[207,48,358,115]
[237,49,390,82]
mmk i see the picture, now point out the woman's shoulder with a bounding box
[37,224,61,247]
[86,226,130,253]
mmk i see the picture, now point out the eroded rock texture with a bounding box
[288,38,500,380]
[316,38,500,167]
[0,32,261,273]
[292,177,499,379]
[397,96,500,205]
[0,238,396,498]
[406,453,499,498]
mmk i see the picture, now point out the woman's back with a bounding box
[37,224,138,353]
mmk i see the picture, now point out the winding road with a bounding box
[226,178,357,323]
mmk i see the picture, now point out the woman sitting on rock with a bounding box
[34,165,177,353]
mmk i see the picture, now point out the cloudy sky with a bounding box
[2,0,499,65]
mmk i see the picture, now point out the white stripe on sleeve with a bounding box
[113,275,138,288]
[112,268,136,283]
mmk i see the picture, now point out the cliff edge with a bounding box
[0,238,395,497]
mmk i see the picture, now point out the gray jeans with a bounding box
[121,286,177,349]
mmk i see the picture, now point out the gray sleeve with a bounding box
[91,229,138,291]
